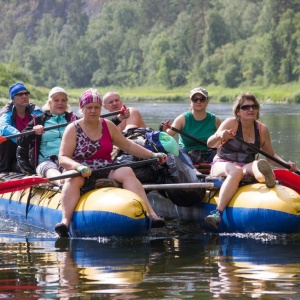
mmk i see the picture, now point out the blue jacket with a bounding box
[0,101,42,142]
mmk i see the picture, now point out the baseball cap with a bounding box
[49,87,68,98]
[189,87,208,99]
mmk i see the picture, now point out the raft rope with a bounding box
[133,198,151,230]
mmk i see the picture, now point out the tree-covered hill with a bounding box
[1,0,300,97]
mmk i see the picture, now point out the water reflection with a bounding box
[1,231,300,298]
[206,234,300,298]
[1,102,300,298]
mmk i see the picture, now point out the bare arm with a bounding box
[215,116,221,129]
[165,114,185,137]
[107,120,154,159]
[207,117,236,148]
[123,107,146,130]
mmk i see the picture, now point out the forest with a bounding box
[0,0,300,102]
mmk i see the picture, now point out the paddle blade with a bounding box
[0,136,7,144]
[0,177,49,194]
[274,169,300,194]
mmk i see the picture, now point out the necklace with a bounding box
[242,126,254,143]
[82,121,101,140]
[243,131,254,143]
[245,135,254,143]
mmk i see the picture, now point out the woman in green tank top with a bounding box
[160,87,221,176]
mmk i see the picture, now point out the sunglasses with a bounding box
[239,104,259,111]
[191,97,207,103]
[15,92,30,97]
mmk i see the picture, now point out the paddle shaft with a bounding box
[164,123,217,150]
[0,158,158,194]
[0,110,121,143]
[46,158,158,182]
[164,124,208,147]
[143,182,216,190]
[234,136,300,175]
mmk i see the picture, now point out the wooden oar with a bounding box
[0,158,157,194]
[0,111,121,144]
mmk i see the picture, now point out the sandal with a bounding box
[54,222,69,238]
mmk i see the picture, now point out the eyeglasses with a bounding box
[239,104,259,111]
[191,97,207,103]
[15,92,30,97]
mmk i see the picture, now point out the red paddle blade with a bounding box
[0,136,7,144]
[274,169,300,194]
[0,177,49,194]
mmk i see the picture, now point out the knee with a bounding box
[122,167,137,180]
[63,177,84,190]
[230,167,244,180]
[112,167,138,184]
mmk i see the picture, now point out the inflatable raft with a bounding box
[0,185,152,238]
[149,182,300,234]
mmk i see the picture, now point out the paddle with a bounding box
[143,179,223,190]
[234,136,300,174]
[0,158,157,194]
[0,110,121,144]
[163,122,208,147]
[234,136,300,192]
[273,169,300,194]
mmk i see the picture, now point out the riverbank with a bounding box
[53,82,300,105]
[69,83,300,103]
[1,83,300,107]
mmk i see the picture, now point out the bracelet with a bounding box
[75,164,81,171]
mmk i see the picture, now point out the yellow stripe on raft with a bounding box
[204,183,300,215]
[4,188,63,210]
[4,187,151,220]
[75,187,150,219]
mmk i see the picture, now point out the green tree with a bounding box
[275,9,299,82]
[202,10,231,56]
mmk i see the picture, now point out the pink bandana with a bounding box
[79,89,102,109]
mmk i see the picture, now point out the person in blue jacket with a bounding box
[0,82,42,173]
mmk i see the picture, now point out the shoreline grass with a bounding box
[68,83,300,104]
[1,83,300,107]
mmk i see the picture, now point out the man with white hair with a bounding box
[103,91,146,132]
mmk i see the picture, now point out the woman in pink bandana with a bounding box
[55,88,167,237]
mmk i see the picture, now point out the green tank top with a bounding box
[178,111,217,152]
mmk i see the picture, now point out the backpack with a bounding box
[157,154,206,206]
[144,131,179,156]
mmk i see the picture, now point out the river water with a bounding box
[1,102,300,299]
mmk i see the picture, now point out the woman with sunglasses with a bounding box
[160,87,221,175]
[0,82,42,173]
[204,92,297,229]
